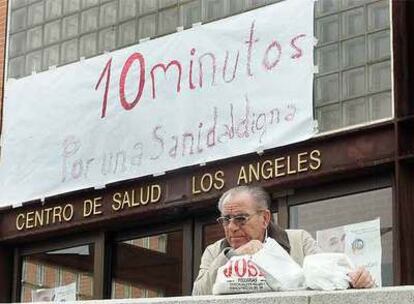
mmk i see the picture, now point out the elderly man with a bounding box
[192,186,375,295]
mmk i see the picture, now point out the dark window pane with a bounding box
[289,188,393,286]
[202,222,224,251]
[111,231,183,298]
[20,245,94,302]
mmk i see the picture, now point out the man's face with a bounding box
[221,192,270,249]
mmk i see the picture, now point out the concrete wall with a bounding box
[25,286,414,304]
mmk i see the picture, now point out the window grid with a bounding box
[8,0,283,78]
[315,0,392,131]
[8,0,392,133]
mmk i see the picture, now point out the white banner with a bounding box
[0,0,315,206]
[317,218,382,287]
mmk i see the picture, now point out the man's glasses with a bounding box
[216,211,263,226]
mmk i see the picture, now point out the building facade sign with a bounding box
[11,149,321,233]
[0,0,315,207]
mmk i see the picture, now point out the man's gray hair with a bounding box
[218,186,271,213]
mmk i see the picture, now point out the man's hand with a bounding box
[234,240,263,255]
[348,267,376,288]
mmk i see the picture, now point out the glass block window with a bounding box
[8,0,392,133]
[315,0,392,132]
[7,0,276,79]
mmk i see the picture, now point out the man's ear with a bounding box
[263,209,271,228]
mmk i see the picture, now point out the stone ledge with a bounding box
[309,286,414,304]
[26,286,414,304]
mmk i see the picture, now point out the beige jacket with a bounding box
[192,229,321,295]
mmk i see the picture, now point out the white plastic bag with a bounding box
[212,255,272,295]
[212,237,305,294]
[303,253,354,290]
[252,237,305,291]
